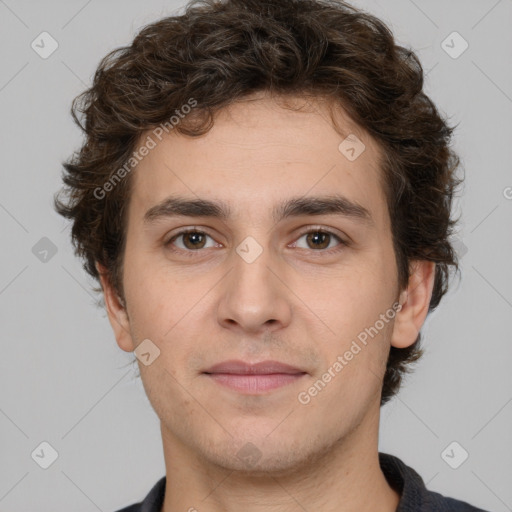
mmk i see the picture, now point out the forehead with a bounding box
[128,94,389,231]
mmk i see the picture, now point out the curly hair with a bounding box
[54,0,463,405]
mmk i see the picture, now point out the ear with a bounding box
[391,260,436,349]
[96,262,135,352]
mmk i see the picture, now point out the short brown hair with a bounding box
[54,0,463,405]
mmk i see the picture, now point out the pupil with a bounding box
[190,233,202,244]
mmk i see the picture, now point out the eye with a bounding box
[165,229,218,252]
[291,229,347,252]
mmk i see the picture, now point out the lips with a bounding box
[202,360,307,393]
[203,360,306,375]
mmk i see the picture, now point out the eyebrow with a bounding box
[143,194,374,227]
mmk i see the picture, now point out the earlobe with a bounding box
[391,261,436,349]
[96,262,135,353]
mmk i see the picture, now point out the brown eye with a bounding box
[166,230,216,252]
[181,231,207,250]
[306,231,331,250]
[294,230,345,251]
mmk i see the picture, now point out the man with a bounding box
[54,0,489,510]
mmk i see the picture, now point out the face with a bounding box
[101,93,429,475]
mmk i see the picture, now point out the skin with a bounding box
[99,92,435,512]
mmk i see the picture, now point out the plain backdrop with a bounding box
[0,0,511,511]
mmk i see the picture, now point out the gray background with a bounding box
[0,0,511,510]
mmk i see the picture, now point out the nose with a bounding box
[216,243,292,335]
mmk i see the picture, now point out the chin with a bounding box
[199,434,330,478]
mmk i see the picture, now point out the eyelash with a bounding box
[164,227,348,257]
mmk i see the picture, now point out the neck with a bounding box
[160,403,400,512]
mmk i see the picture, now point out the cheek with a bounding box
[123,244,177,323]
[311,315,394,413]
[123,257,208,366]
[305,261,397,385]
[309,260,395,332]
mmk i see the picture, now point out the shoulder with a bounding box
[421,489,491,511]
[379,452,490,512]
[112,476,166,512]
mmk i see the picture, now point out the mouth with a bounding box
[202,360,307,393]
